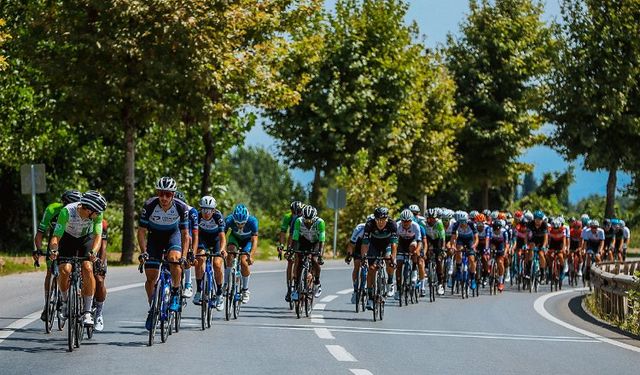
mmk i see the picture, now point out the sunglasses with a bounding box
[202,208,214,215]
[158,191,174,198]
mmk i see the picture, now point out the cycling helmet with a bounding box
[408,204,420,214]
[367,214,375,221]
[603,218,612,227]
[475,213,486,223]
[374,207,389,219]
[569,216,576,224]
[302,205,317,220]
[611,218,621,227]
[469,210,479,219]
[81,190,107,213]
[441,210,453,221]
[454,211,469,222]
[232,204,250,224]
[589,219,599,228]
[620,220,626,227]
[290,200,304,213]
[580,214,590,226]
[506,212,513,220]
[61,190,82,205]
[497,212,506,220]
[551,218,562,229]
[514,210,523,219]
[199,196,217,209]
[175,191,186,202]
[533,210,544,220]
[557,216,565,225]
[524,211,534,222]
[400,209,413,221]
[492,220,504,230]
[426,208,438,218]
[155,176,177,192]
[482,209,491,217]
[490,210,500,220]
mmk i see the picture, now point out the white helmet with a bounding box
[199,196,217,209]
[408,204,420,214]
[454,210,468,222]
[400,209,413,221]
[155,176,177,192]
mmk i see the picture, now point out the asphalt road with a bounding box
[1,260,638,375]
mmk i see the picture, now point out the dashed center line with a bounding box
[314,327,335,339]
[337,288,353,295]
[313,303,326,311]
[311,314,325,324]
[350,370,373,375]
[320,295,338,302]
[325,345,357,362]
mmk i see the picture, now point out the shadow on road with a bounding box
[568,295,640,343]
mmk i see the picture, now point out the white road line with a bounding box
[314,328,335,339]
[311,314,325,324]
[337,288,353,295]
[326,345,357,362]
[533,287,640,353]
[0,281,145,345]
[314,303,326,311]
[320,295,338,302]
[350,370,373,375]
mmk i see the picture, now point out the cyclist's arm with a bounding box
[99,233,108,262]
[50,207,70,251]
[346,242,355,257]
[137,228,147,254]
[89,213,104,255]
[472,233,479,249]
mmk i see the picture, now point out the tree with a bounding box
[0,18,8,70]
[265,0,461,207]
[546,0,640,219]
[522,171,538,197]
[446,0,554,209]
[513,167,574,215]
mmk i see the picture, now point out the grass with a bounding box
[0,253,41,276]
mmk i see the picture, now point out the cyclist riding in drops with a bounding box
[174,191,199,299]
[94,219,109,331]
[49,190,107,326]
[408,205,428,296]
[345,216,371,303]
[395,209,422,300]
[137,177,190,330]
[526,210,548,282]
[424,208,446,295]
[224,204,259,304]
[450,211,479,290]
[490,219,510,291]
[291,205,326,300]
[547,217,567,281]
[361,207,398,310]
[582,219,604,264]
[33,189,83,322]
[193,196,226,309]
[279,201,305,303]
[474,213,491,287]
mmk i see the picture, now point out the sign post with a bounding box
[326,188,346,258]
[21,164,47,252]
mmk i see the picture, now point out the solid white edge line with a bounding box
[350,369,373,375]
[320,295,338,302]
[533,287,640,353]
[314,328,335,339]
[325,345,357,362]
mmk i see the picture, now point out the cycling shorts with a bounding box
[367,243,392,259]
[456,240,475,257]
[228,233,253,253]
[58,233,94,260]
[549,239,563,252]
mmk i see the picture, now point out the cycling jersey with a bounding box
[396,220,422,253]
[280,212,301,235]
[424,220,445,240]
[293,217,325,252]
[54,202,103,258]
[490,227,509,254]
[362,219,398,257]
[603,226,615,248]
[225,215,259,252]
[198,209,225,253]
[349,223,366,258]
[139,197,189,261]
[582,228,605,251]
[527,221,548,248]
[38,202,64,236]
[451,221,478,244]
[444,219,456,242]
[101,219,109,242]
[186,205,199,239]
[476,225,492,253]
[548,226,566,251]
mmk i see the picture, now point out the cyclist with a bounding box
[194,196,226,310]
[395,209,422,300]
[409,206,428,297]
[361,207,398,310]
[174,191,199,299]
[49,190,107,326]
[33,189,83,321]
[94,219,109,331]
[450,211,479,290]
[225,204,259,304]
[526,210,548,282]
[291,205,325,300]
[547,218,567,282]
[475,213,491,286]
[345,219,368,303]
[137,177,190,330]
[424,208,446,295]
[582,219,604,265]
[279,201,304,303]
[612,219,627,262]
[621,220,630,261]
[569,217,584,276]
[490,219,510,291]
[602,219,616,261]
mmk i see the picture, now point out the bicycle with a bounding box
[36,252,62,334]
[353,260,367,313]
[426,253,438,302]
[582,249,597,291]
[548,249,563,292]
[367,256,391,322]
[224,250,245,321]
[280,247,295,311]
[451,247,470,299]
[58,256,89,352]
[140,250,181,346]
[196,250,223,330]
[488,248,499,295]
[567,249,580,287]
[525,248,541,293]
[292,249,318,319]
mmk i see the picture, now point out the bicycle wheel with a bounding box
[67,285,76,352]
[201,276,209,330]
[232,280,240,320]
[75,293,83,347]
[225,280,233,321]
[45,277,57,334]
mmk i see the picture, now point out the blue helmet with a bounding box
[232,204,249,224]
[533,210,545,220]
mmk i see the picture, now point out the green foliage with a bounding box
[521,171,538,198]
[621,270,640,335]
[446,0,554,208]
[0,18,8,70]
[331,150,399,253]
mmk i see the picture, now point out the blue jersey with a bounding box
[198,209,225,249]
[490,227,509,251]
[187,205,199,238]
[476,225,492,249]
[225,215,259,242]
[451,220,478,242]
[139,197,189,254]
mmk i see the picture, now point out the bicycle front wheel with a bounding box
[67,286,76,352]
[201,277,209,330]
[45,276,57,334]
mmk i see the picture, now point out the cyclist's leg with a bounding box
[538,248,546,270]
[194,246,206,294]
[56,234,79,306]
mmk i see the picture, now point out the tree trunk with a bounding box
[201,127,214,197]
[120,117,136,264]
[481,181,490,211]
[605,166,617,219]
[310,166,322,208]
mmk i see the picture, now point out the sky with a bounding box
[244,0,632,203]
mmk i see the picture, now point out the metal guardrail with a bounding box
[590,258,639,321]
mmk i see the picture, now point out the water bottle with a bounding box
[163,283,171,305]
[411,270,418,283]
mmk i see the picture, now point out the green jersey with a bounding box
[425,219,446,240]
[292,217,326,243]
[38,202,64,234]
[53,202,103,238]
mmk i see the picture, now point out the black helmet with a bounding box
[61,190,82,205]
[374,207,389,219]
[175,191,186,202]
[302,205,317,220]
[81,190,107,213]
